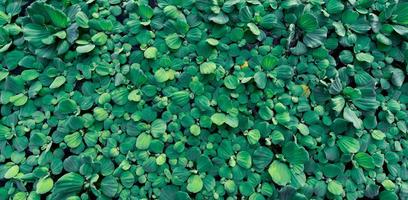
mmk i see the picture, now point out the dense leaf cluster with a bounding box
[0,0,408,200]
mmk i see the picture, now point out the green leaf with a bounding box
[76,44,95,54]
[394,3,408,25]
[211,113,226,126]
[343,106,363,129]
[64,132,82,149]
[21,69,39,81]
[23,23,52,44]
[391,68,405,87]
[254,71,267,89]
[356,52,374,63]
[9,93,28,107]
[136,133,152,150]
[393,24,408,36]
[352,98,380,111]
[332,21,346,37]
[0,70,8,81]
[56,99,78,114]
[4,165,19,179]
[209,13,229,24]
[247,23,261,35]
[155,68,169,83]
[139,5,154,19]
[200,62,217,74]
[247,129,261,145]
[101,176,118,198]
[42,3,69,28]
[50,76,66,89]
[144,47,158,59]
[76,11,89,28]
[326,0,344,14]
[36,177,54,194]
[93,107,109,121]
[224,75,239,89]
[354,152,375,169]
[337,136,360,154]
[328,180,344,196]
[187,175,203,193]
[253,147,273,171]
[236,151,252,169]
[225,115,239,128]
[190,124,201,136]
[268,161,291,186]
[165,33,182,50]
[283,142,309,164]
[151,119,166,135]
[371,130,385,140]
[51,173,84,198]
[298,14,318,32]
[91,32,108,45]
[171,91,190,105]
[303,27,327,48]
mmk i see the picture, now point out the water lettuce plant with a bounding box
[0,0,408,199]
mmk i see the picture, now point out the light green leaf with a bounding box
[187,175,203,193]
[328,180,344,196]
[200,62,217,74]
[354,152,375,169]
[268,161,291,186]
[247,23,260,35]
[337,136,360,154]
[356,52,374,63]
[211,113,226,126]
[254,71,267,89]
[76,44,95,54]
[4,165,19,179]
[165,33,182,50]
[50,76,66,89]
[236,151,252,169]
[144,47,158,59]
[36,177,54,194]
[343,106,363,129]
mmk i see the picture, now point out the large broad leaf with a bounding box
[253,147,273,171]
[151,119,167,135]
[343,106,363,129]
[354,152,375,169]
[236,151,252,169]
[101,176,119,198]
[23,23,53,45]
[352,98,379,111]
[393,25,408,36]
[298,13,318,32]
[254,71,267,89]
[326,0,344,14]
[186,175,203,193]
[328,180,344,196]
[51,172,84,198]
[268,161,291,186]
[43,3,69,28]
[337,136,360,154]
[211,113,226,126]
[28,2,69,28]
[283,142,309,164]
[36,177,54,194]
[391,68,405,87]
[303,27,327,48]
[394,3,408,25]
[165,33,182,50]
[209,13,229,24]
